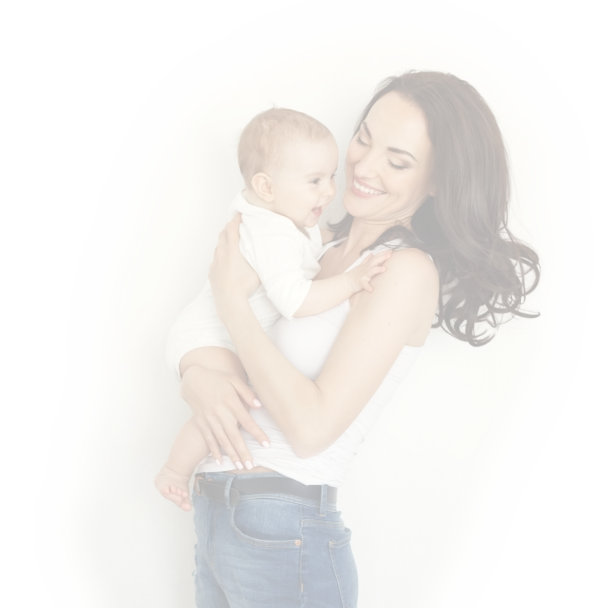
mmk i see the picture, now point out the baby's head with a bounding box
[238,108,338,228]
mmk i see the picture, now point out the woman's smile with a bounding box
[351,177,386,197]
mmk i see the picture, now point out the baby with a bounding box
[156,108,390,510]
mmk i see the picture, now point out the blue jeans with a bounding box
[192,472,358,607]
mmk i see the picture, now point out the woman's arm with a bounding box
[211,219,439,457]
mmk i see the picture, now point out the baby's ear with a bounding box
[250,172,275,203]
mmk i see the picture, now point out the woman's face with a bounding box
[344,92,435,228]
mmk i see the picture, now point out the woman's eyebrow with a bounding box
[362,121,418,162]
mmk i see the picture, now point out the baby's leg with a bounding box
[155,419,209,511]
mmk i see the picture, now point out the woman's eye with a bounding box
[389,161,408,170]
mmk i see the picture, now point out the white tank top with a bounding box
[200,241,422,486]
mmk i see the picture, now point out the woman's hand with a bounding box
[180,363,270,469]
[209,213,260,320]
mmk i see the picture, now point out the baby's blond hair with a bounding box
[238,107,332,187]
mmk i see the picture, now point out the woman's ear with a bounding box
[250,172,275,204]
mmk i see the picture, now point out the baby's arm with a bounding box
[293,249,392,317]
[155,419,210,511]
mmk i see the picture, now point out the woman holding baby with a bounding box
[166,70,540,607]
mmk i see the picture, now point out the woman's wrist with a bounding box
[218,296,254,334]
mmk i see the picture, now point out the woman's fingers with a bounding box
[236,406,271,449]
[229,377,270,447]
[222,393,271,458]
[223,423,258,470]
[179,358,269,468]
[186,374,270,467]
[194,419,223,465]
[195,410,248,469]
[208,414,248,470]
[208,408,262,469]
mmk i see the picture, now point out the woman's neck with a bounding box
[339,218,401,257]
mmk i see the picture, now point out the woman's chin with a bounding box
[342,195,376,219]
[342,192,364,213]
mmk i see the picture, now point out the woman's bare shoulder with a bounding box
[347,247,438,346]
[379,247,439,290]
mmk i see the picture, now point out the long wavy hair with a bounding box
[330,71,540,346]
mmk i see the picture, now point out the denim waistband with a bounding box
[194,471,337,513]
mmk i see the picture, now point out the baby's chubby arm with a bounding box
[293,249,392,317]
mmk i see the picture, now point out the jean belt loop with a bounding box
[319,484,328,516]
[193,473,203,497]
[223,474,236,509]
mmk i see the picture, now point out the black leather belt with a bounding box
[195,474,337,507]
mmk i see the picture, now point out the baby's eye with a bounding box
[310,178,321,185]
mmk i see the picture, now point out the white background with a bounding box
[2,1,599,606]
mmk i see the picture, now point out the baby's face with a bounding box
[268,135,338,229]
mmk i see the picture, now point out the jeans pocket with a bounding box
[300,517,358,608]
[328,526,358,608]
[230,497,303,548]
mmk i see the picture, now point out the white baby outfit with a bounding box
[166,192,323,363]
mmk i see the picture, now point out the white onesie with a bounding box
[166,192,323,367]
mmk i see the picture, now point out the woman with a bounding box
[168,71,540,607]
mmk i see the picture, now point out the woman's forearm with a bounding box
[179,346,247,380]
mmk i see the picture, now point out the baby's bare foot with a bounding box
[155,466,192,511]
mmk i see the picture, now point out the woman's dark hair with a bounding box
[330,71,540,346]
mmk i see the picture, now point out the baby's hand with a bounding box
[348,250,393,293]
